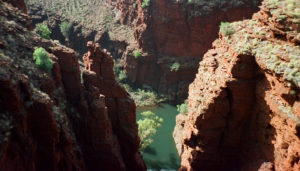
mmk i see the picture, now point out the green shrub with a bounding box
[170,62,180,72]
[36,23,51,39]
[33,47,53,72]
[59,21,72,39]
[122,84,133,92]
[138,111,163,152]
[113,59,120,73]
[219,22,235,36]
[131,89,166,107]
[117,70,128,83]
[177,101,188,114]
[136,89,156,102]
[133,49,142,59]
[141,0,150,8]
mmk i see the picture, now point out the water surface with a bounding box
[137,104,180,170]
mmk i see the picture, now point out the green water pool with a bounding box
[137,103,181,170]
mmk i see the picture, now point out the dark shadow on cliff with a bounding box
[239,70,276,170]
[97,31,128,59]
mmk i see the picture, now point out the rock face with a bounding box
[3,0,27,13]
[24,0,261,104]
[81,41,146,170]
[174,0,300,170]
[0,1,145,170]
[26,1,134,58]
[107,0,137,25]
[26,0,261,104]
[27,3,100,56]
[123,0,261,104]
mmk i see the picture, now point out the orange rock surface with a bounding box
[174,0,300,170]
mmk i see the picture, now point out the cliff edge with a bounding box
[174,0,300,170]
[0,1,145,170]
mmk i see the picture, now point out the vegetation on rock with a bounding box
[114,59,128,83]
[141,0,150,8]
[219,22,235,36]
[177,101,188,114]
[117,70,128,83]
[59,21,72,39]
[223,18,300,87]
[130,89,166,107]
[36,23,51,39]
[114,59,166,106]
[170,62,180,72]
[133,49,142,59]
[26,0,135,44]
[265,0,300,20]
[33,47,53,72]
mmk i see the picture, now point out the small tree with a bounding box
[117,70,128,83]
[133,49,142,59]
[141,0,150,8]
[177,101,188,114]
[170,62,180,72]
[36,23,51,39]
[138,111,163,152]
[59,21,72,39]
[219,22,235,36]
[33,47,53,72]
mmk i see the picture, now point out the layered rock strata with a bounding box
[0,1,145,170]
[174,0,300,170]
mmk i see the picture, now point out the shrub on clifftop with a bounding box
[36,23,51,40]
[59,21,72,39]
[133,49,142,59]
[219,22,235,36]
[177,101,188,114]
[170,62,180,72]
[141,0,150,8]
[33,47,53,72]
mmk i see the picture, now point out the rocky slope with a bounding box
[0,1,145,170]
[25,0,261,104]
[174,0,300,170]
[122,0,262,104]
[26,0,135,57]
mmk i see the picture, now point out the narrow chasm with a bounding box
[1,0,300,170]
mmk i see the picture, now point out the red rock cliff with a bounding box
[3,0,27,13]
[0,1,145,170]
[122,0,261,103]
[174,0,300,170]
[81,41,146,170]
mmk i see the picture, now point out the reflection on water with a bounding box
[137,104,181,170]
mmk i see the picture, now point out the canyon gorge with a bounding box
[0,0,299,170]
[26,0,261,104]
